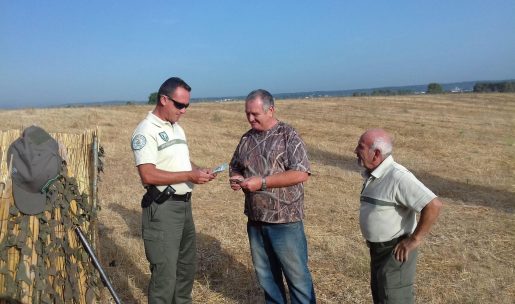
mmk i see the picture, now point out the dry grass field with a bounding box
[1,93,514,303]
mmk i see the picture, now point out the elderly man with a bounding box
[355,128,442,304]
[229,89,316,304]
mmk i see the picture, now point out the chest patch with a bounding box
[159,131,169,142]
[132,134,147,150]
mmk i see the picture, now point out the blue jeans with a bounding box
[247,220,316,304]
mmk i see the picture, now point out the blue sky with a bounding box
[1,0,514,108]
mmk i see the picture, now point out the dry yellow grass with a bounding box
[0,93,514,303]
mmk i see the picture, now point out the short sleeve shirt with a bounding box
[131,112,192,194]
[229,122,311,223]
[359,156,436,242]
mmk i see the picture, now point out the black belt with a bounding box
[168,192,192,202]
[366,235,408,249]
[145,185,192,203]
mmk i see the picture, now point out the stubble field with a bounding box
[1,93,514,303]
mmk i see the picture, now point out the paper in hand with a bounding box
[212,163,228,174]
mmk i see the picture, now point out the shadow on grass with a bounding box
[196,232,262,303]
[106,203,262,303]
[308,145,514,212]
[308,144,360,172]
[96,220,143,304]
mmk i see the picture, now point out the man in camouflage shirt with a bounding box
[229,89,316,304]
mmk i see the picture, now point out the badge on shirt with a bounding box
[159,131,169,142]
[132,134,147,150]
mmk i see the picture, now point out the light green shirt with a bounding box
[359,156,436,242]
[131,112,193,194]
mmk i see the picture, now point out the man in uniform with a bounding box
[131,77,216,304]
[355,128,443,304]
[229,89,316,304]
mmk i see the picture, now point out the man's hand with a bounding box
[393,236,421,262]
[189,169,215,184]
[239,176,262,192]
[229,175,244,191]
[201,168,217,180]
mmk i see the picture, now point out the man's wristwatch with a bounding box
[261,177,267,191]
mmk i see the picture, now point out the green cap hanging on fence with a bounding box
[7,126,62,215]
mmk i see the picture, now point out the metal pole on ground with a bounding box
[74,225,121,304]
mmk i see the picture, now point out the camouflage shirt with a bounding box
[229,121,311,223]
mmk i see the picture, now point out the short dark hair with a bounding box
[158,77,191,97]
[246,89,274,111]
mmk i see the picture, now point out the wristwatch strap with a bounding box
[260,177,267,191]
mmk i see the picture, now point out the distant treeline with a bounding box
[353,82,442,96]
[352,90,413,97]
[473,81,515,93]
[146,80,515,104]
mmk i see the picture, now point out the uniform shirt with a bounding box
[359,155,436,242]
[131,112,193,194]
[229,121,310,223]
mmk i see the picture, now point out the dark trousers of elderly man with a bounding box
[368,240,418,303]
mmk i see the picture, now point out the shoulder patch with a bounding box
[159,131,169,142]
[132,134,147,150]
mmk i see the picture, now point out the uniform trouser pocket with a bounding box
[142,228,166,264]
[142,203,166,264]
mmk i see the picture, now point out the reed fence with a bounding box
[0,128,101,304]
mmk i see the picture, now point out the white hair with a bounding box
[370,137,392,157]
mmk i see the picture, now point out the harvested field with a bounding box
[1,93,514,303]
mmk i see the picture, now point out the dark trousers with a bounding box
[369,242,418,304]
[142,199,196,304]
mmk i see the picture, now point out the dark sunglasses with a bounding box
[162,95,190,110]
